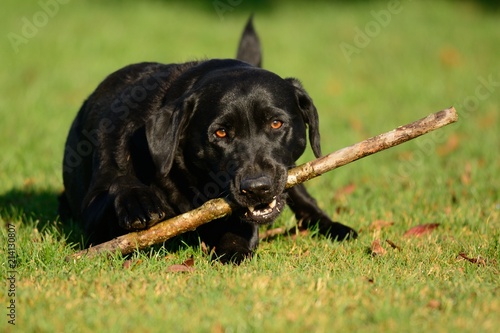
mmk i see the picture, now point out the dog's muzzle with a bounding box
[237,175,286,224]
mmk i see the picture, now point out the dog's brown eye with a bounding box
[271,120,283,129]
[215,129,227,138]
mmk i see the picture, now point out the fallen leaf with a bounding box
[457,252,487,266]
[427,299,442,310]
[369,220,394,231]
[183,256,195,267]
[403,223,440,237]
[386,239,402,250]
[334,183,357,198]
[200,241,209,255]
[123,260,133,269]
[122,259,143,270]
[166,264,195,273]
[166,256,195,273]
[370,239,387,256]
[437,134,460,156]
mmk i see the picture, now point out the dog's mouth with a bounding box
[242,195,286,224]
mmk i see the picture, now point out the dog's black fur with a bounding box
[59,17,357,263]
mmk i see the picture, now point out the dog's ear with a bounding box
[286,78,322,158]
[236,15,262,68]
[146,97,194,176]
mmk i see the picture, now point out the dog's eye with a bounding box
[215,128,227,138]
[271,120,283,129]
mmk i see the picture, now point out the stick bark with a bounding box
[68,106,458,260]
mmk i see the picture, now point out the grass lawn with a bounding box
[1,0,499,332]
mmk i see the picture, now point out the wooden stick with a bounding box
[287,107,458,187]
[68,107,458,260]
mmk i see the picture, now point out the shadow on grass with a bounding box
[0,188,86,248]
[0,188,200,256]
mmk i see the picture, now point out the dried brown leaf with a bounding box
[437,133,460,156]
[122,260,133,269]
[166,256,195,273]
[200,241,209,255]
[386,239,402,250]
[183,256,195,267]
[457,252,487,266]
[166,264,195,273]
[370,239,387,256]
[427,299,442,310]
[122,259,143,270]
[334,183,357,198]
[403,223,440,237]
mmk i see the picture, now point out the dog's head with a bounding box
[146,60,321,224]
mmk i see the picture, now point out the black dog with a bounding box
[59,17,357,263]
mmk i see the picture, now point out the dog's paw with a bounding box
[306,217,358,241]
[213,247,253,265]
[113,186,167,231]
[211,234,255,265]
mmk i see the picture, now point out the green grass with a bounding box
[1,0,499,332]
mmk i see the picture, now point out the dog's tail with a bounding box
[236,15,262,68]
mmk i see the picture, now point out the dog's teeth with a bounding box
[247,198,279,218]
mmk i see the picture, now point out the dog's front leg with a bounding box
[197,217,259,264]
[81,174,172,244]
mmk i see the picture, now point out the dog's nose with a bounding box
[240,176,272,197]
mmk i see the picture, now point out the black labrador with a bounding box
[59,17,357,263]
